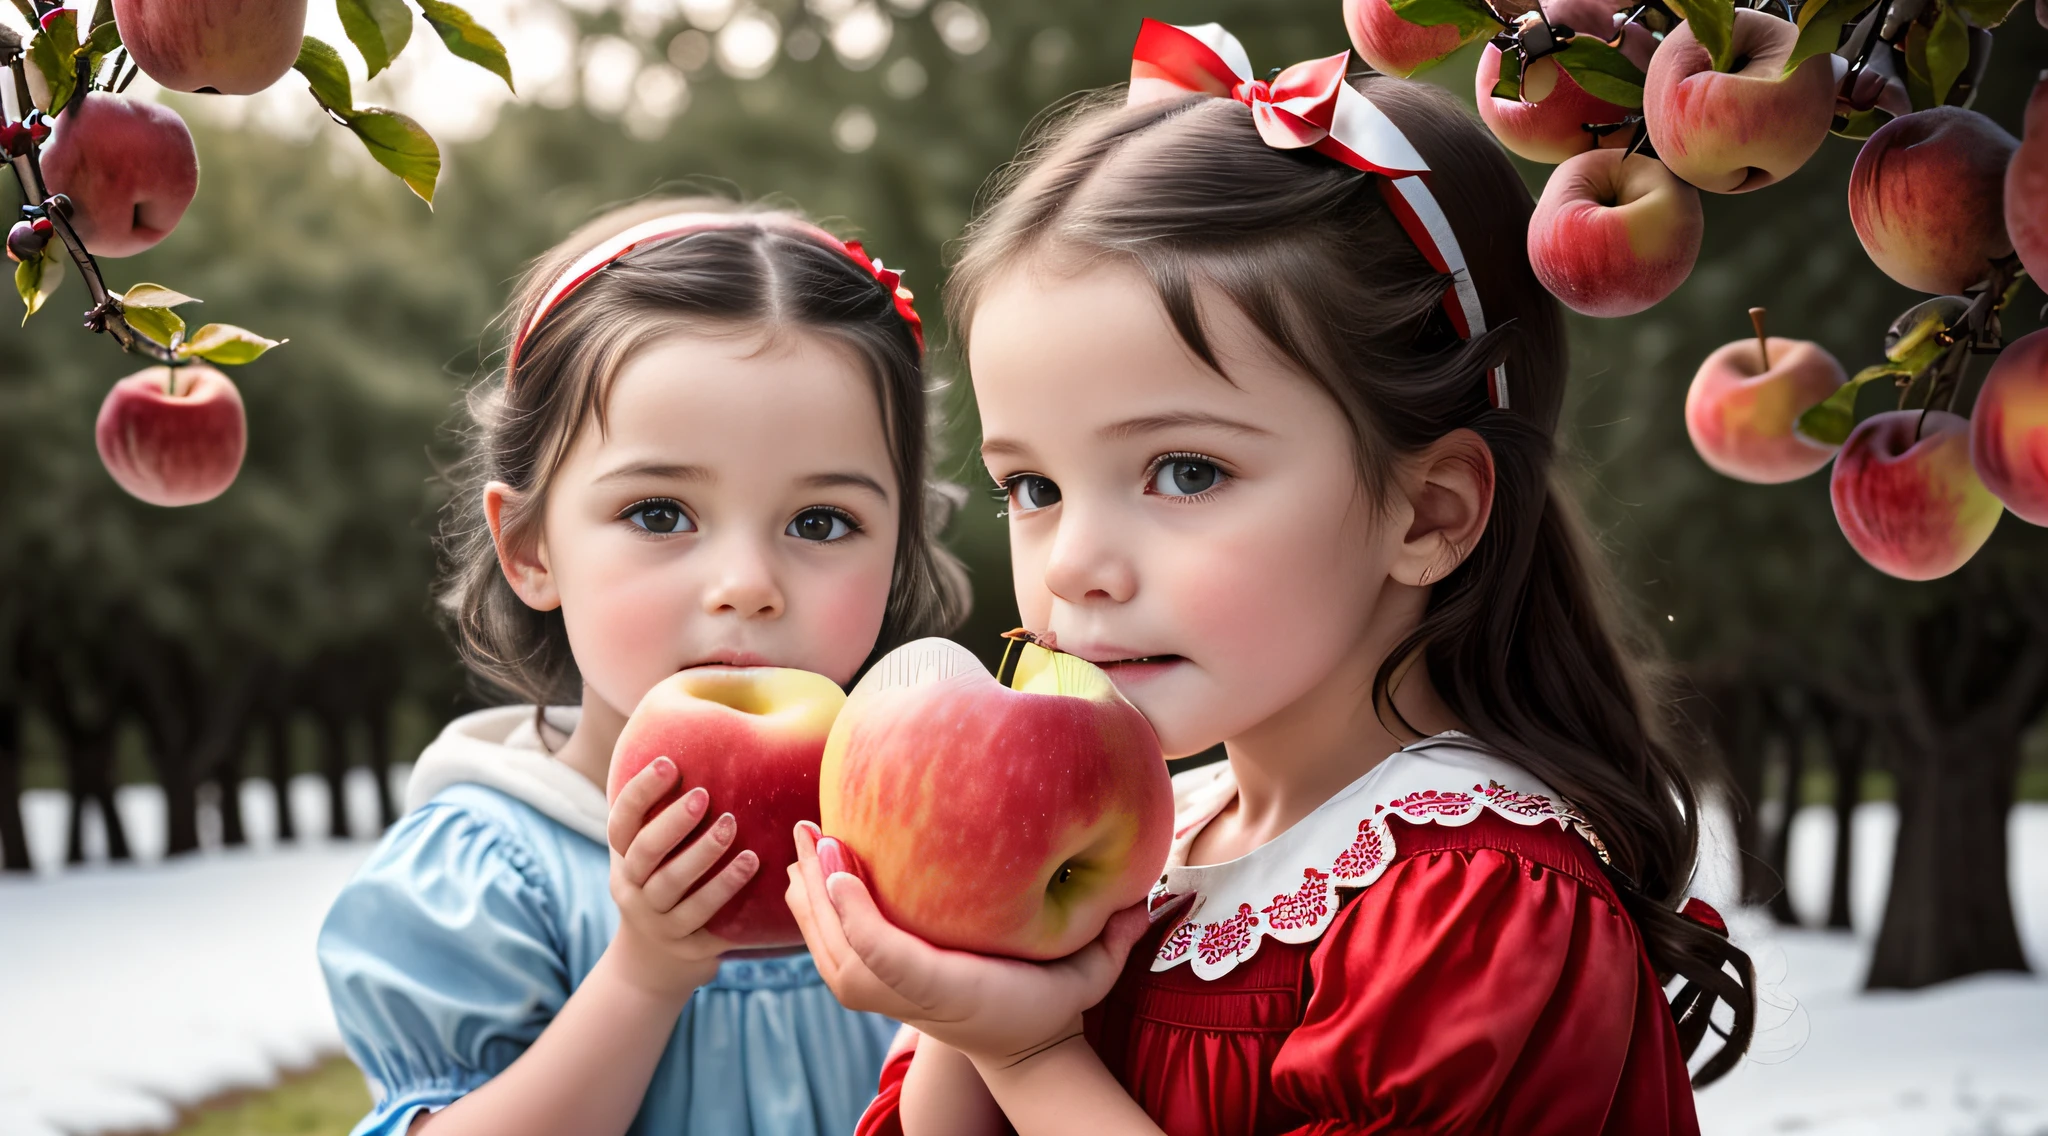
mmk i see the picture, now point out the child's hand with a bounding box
[783,821,1152,1068]
[606,756,757,1003]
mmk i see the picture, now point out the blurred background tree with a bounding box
[2,0,2042,992]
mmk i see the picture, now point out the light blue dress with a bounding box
[317,712,896,1136]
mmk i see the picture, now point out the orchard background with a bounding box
[2,0,2046,1131]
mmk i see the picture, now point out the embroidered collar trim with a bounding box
[1146,733,1607,981]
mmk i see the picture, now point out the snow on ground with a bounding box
[1,779,2044,1135]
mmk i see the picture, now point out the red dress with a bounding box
[857,736,1700,1136]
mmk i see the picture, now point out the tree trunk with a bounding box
[1865,575,2048,990]
[266,714,297,843]
[0,702,31,873]
[64,725,129,864]
[317,710,352,840]
[366,703,395,830]
[1822,705,1866,931]
[1867,723,2029,987]
[1702,680,1777,908]
[216,719,249,848]
[1763,719,1802,927]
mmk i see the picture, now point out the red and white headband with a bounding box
[506,211,924,379]
[1129,20,1509,411]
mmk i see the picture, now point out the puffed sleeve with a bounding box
[1270,837,1644,1136]
[317,802,571,1136]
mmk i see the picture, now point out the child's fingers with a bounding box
[622,788,711,888]
[790,825,873,994]
[825,871,943,1008]
[607,757,679,856]
[666,847,760,930]
[642,811,738,911]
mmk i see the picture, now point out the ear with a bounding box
[484,481,562,612]
[1390,429,1495,589]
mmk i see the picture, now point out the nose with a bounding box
[700,533,785,620]
[1041,499,1138,607]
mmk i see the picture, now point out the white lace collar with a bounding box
[1147,733,1605,981]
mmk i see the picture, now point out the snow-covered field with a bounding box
[2,777,2044,1136]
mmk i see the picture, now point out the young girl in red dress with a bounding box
[784,20,1756,1136]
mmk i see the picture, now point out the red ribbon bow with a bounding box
[843,240,925,353]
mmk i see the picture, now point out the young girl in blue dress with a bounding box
[317,198,968,1136]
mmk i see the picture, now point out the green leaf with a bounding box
[415,0,514,91]
[344,107,441,204]
[1952,0,2024,25]
[178,323,283,365]
[1553,36,1648,108]
[1924,2,1969,106]
[1796,363,1901,446]
[294,36,355,113]
[28,10,79,115]
[81,18,122,76]
[122,305,184,346]
[1492,69,1523,101]
[339,0,414,78]
[1784,0,1866,77]
[1385,0,1502,41]
[15,245,62,323]
[1665,0,1736,73]
[118,283,202,309]
[1901,23,1937,110]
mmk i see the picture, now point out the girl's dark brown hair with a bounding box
[950,84,1754,1083]
[439,197,970,705]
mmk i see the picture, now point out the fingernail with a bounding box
[817,836,851,879]
[714,813,737,840]
[652,756,676,779]
[795,819,822,842]
[684,787,709,815]
[735,850,759,872]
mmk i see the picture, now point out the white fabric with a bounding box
[1148,733,1596,980]
[402,705,609,844]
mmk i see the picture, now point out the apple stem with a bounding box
[1749,307,1770,370]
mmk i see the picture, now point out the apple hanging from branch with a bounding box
[1685,308,1848,484]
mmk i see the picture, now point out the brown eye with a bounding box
[788,508,856,542]
[626,500,691,534]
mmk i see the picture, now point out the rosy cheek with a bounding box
[557,549,690,712]
[801,563,896,684]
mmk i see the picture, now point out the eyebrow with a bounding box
[802,471,891,500]
[593,462,714,485]
[1100,412,1274,440]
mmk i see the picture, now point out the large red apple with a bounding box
[2004,76,2048,289]
[112,0,310,96]
[1643,9,1837,193]
[1849,108,2016,295]
[1476,0,1655,165]
[38,93,199,259]
[1342,0,1480,78]
[1832,410,2002,580]
[96,365,246,506]
[819,637,1172,961]
[1528,149,1702,317]
[1971,330,2048,526]
[1686,334,1846,483]
[610,667,846,949]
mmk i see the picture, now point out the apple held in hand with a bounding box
[1476,0,1654,165]
[1971,330,2048,527]
[1850,108,2017,295]
[113,0,311,96]
[96,365,246,506]
[820,637,1172,961]
[1643,9,1836,193]
[1832,410,2002,581]
[2004,76,2048,288]
[38,93,199,259]
[1685,319,1846,484]
[1528,149,1702,317]
[610,667,846,948]
[1343,0,1480,78]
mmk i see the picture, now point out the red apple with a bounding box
[819,637,1172,961]
[2006,76,2048,290]
[1643,9,1837,193]
[1343,0,1482,78]
[1686,333,1846,483]
[96,365,246,506]
[1849,108,2016,295]
[1476,0,1655,164]
[609,667,846,949]
[112,0,310,96]
[1831,410,2002,580]
[38,93,199,259]
[1528,150,1702,317]
[1971,329,2048,526]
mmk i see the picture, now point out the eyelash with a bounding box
[619,497,693,536]
[1143,451,1230,503]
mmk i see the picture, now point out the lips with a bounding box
[682,650,777,670]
